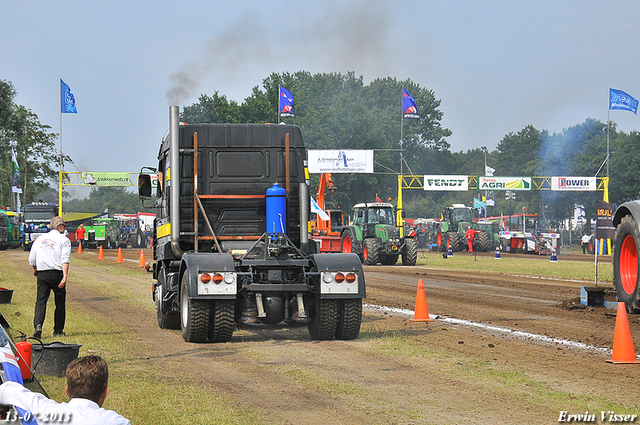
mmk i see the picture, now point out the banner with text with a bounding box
[551,177,596,191]
[479,177,532,191]
[81,172,131,187]
[595,199,616,239]
[307,150,374,173]
[423,175,468,191]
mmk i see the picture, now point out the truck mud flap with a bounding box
[310,253,366,299]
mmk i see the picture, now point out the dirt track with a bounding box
[6,248,640,424]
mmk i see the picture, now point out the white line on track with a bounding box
[364,303,620,358]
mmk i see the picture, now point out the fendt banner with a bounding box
[479,177,532,191]
[551,177,597,191]
[423,175,468,191]
[307,150,374,173]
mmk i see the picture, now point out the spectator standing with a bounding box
[75,224,86,250]
[581,233,591,254]
[28,216,71,338]
[0,355,130,425]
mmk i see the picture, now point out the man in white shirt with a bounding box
[0,355,130,425]
[581,233,591,254]
[28,216,71,338]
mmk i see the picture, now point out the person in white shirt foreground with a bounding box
[0,355,130,425]
[28,216,71,338]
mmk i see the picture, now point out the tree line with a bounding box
[2,74,638,223]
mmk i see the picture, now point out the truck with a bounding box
[84,217,121,249]
[21,202,58,250]
[340,201,418,266]
[613,201,640,312]
[137,106,365,343]
[309,173,345,253]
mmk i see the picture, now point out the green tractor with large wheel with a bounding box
[612,200,640,312]
[435,204,491,252]
[340,202,419,266]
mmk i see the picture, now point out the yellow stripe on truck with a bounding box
[157,222,171,238]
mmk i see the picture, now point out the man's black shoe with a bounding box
[53,331,66,337]
[33,325,42,339]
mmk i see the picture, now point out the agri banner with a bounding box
[479,177,531,191]
[551,177,596,191]
[81,172,131,187]
[307,150,373,173]
[595,199,616,240]
[423,175,468,191]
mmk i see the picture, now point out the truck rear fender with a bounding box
[179,252,237,300]
[310,253,366,299]
[613,200,640,229]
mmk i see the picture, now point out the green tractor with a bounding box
[340,202,419,266]
[435,204,491,252]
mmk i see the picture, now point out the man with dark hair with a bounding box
[29,216,71,338]
[0,355,130,424]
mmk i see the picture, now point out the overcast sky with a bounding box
[2,0,639,179]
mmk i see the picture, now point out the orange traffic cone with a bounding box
[116,247,124,263]
[98,245,104,260]
[138,249,145,267]
[607,302,640,364]
[77,242,83,254]
[411,279,434,322]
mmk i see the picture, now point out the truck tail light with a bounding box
[345,273,356,283]
[334,272,345,283]
[200,273,211,284]
[212,273,224,284]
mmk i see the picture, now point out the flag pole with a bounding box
[59,108,63,216]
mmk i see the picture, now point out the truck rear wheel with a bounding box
[209,300,234,342]
[363,238,380,265]
[308,297,338,340]
[156,268,180,330]
[180,273,211,342]
[402,238,418,266]
[614,215,640,313]
[335,299,362,340]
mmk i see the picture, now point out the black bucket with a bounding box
[32,342,82,376]
[0,288,13,304]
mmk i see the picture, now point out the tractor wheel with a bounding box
[363,238,380,265]
[308,297,338,340]
[449,232,463,252]
[209,300,235,342]
[335,299,362,340]
[180,272,211,342]
[155,267,180,330]
[402,238,419,266]
[613,215,640,313]
[437,230,446,252]
[475,231,490,252]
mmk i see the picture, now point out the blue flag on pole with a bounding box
[279,86,294,118]
[61,79,77,113]
[402,87,419,119]
[609,88,638,114]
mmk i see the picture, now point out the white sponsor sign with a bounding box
[423,175,468,191]
[551,177,596,191]
[308,150,373,173]
[479,177,532,191]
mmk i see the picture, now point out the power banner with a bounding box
[81,172,130,186]
[307,150,374,173]
[595,200,616,239]
[423,175,468,191]
[479,177,531,191]
[551,177,596,191]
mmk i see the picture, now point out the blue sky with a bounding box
[2,0,639,179]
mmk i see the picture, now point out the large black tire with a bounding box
[449,232,463,252]
[402,238,418,266]
[613,215,640,313]
[156,268,180,330]
[437,229,447,252]
[363,238,380,265]
[335,299,362,340]
[308,297,338,340]
[341,229,363,262]
[209,300,235,342]
[475,231,490,252]
[180,273,211,342]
